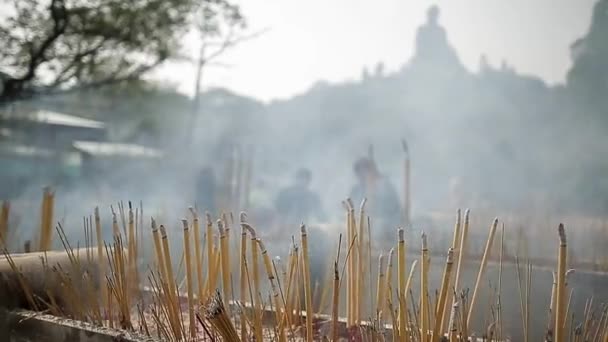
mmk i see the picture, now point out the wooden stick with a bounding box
[376,253,385,320]
[301,224,314,342]
[441,209,461,334]
[241,222,263,342]
[344,200,354,327]
[398,228,407,342]
[358,198,367,324]
[331,260,340,342]
[205,213,214,298]
[433,248,454,342]
[421,232,429,342]
[218,219,232,316]
[239,213,248,341]
[94,207,108,315]
[182,219,196,339]
[258,237,286,342]
[160,225,181,340]
[127,202,136,293]
[189,208,204,302]
[384,247,395,322]
[452,209,469,307]
[448,301,459,342]
[0,201,9,245]
[467,217,498,328]
[556,224,567,342]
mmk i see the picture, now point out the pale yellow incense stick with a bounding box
[258,237,286,342]
[160,225,181,340]
[555,224,567,342]
[421,232,429,342]
[467,218,498,328]
[0,201,9,245]
[218,219,232,315]
[441,209,461,333]
[205,213,214,297]
[433,248,454,342]
[398,228,407,342]
[376,253,385,320]
[358,198,367,323]
[93,208,108,312]
[182,219,196,338]
[301,224,314,342]
[452,209,470,306]
[189,207,204,301]
[241,222,263,342]
[239,212,248,342]
[384,247,395,322]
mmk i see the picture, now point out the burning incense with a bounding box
[440,209,461,333]
[205,213,214,297]
[452,209,470,307]
[376,253,385,320]
[301,224,314,342]
[182,219,196,339]
[239,212,248,341]
[466,217,498,328]
[433,248,454,342]
[94,207,108,313]
[258,237,286,342]
[160,224,181,340]
[218,219,232,314]
[203,290,241,342]
[384,247,394,322]
[358,198,367,325]
[331,260,340,342]
[556,224,567,342]
[189,207,204,301]
[241,221,262,342]
[38,187,54,251]
[420,232,429,342]
[0,201,9,245]
[398,228,407,342]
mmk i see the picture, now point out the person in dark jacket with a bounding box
[349,157,401,241]
[275,168,326,226]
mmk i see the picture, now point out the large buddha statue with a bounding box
[412,5,462,68]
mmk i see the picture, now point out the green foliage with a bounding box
[567,0,608,117]
[0,0,242,101]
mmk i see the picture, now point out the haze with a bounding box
[156,0,597,101]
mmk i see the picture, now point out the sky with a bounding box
[153,0,596,102]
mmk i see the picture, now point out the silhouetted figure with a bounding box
[196,167,217,214]
[349,158,401,241]
[412,5,460,68]
[275,168,326,226]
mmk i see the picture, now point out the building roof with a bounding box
[1,109,106,130]
[72,140,162,158]
[0,143,56,158]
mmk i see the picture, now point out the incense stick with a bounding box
[301,224,314,342]
[467,217,498,328]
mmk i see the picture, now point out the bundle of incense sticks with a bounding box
[2,191,608,342]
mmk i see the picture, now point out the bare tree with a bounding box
[0,0,242,103]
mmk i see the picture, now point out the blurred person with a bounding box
[349,157,401,241]
[195,167,217,214]
[275,168,326,226]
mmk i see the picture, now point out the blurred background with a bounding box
[1,0,608,267]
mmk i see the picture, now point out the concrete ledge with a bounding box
[0,308,156,342]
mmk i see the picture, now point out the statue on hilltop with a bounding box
[411,5,462,70]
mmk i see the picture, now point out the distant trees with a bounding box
[0,0,242,102]
[567,0,608,117]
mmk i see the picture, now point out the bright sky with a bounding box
[156,0,597,102]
